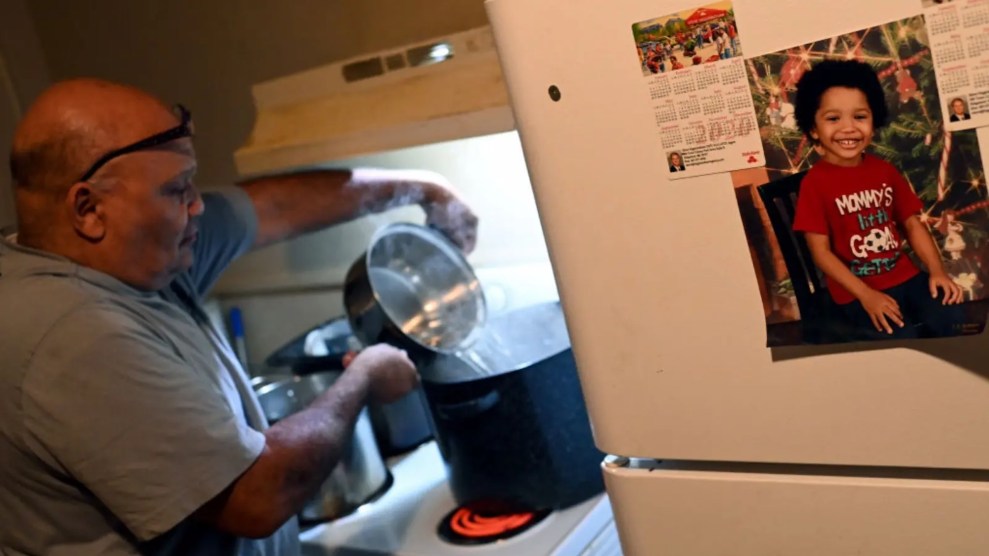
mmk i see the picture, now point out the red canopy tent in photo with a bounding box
[685,7,727,27]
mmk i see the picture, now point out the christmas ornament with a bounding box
[938,127,952,201]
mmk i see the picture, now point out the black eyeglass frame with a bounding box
[78,104,194,182]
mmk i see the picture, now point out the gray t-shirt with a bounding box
[0,187,299,555]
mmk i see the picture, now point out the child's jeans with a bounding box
[838,271,966,341]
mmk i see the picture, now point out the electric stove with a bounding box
[298,441,621,555]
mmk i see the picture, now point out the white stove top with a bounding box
[299,441,621,556]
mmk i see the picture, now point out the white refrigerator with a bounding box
[485,0,989,553]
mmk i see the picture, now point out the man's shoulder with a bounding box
[0,278,108,399]
[0,273,96,331]
[0,274,159,368]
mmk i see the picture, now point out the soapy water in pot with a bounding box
[452,301,572,378]
[412,302,573,384]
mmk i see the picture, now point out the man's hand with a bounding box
[345,344,418,404]
[929,271,964,305]
[857,288,904,334]
[423,194,479,254]
[414,171,479,254]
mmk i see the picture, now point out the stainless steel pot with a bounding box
[343,223,486,356]
[255,372,390,524]
[249,372,293,391]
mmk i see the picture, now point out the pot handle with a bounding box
[435,390,500,421]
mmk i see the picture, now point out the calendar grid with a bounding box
[926,0,989,129]
[632,2,764,178]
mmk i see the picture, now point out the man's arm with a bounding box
[193,345,417,538]
[239,168,478,253]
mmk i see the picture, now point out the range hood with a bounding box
[235,26,514,177]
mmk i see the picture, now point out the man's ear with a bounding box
[67,181,106,242]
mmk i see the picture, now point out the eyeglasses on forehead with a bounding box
[79,104,194,182]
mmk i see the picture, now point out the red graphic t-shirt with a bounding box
[792,154,923,305]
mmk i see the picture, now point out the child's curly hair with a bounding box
[794,59,889,141]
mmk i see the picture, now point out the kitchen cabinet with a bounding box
[0,57,17,228]
[0,0,49,230]
[0,124,15,229]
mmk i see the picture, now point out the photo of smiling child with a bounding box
[791,60,963,340]
[730,16,989,347]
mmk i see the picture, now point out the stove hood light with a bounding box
[406,42,455,68]
[430,43,452,60]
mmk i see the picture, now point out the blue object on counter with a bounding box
[229,307,249,368]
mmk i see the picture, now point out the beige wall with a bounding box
[25,0,489,189]
[0,0,50,228]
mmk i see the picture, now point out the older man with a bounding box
[0,78,478,555]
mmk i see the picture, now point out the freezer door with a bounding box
[605,462,989,556]
[485,0,989,467]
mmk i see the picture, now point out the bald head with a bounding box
[8,78,202,289]
[11,78,183,248]
[11,78,174,194]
